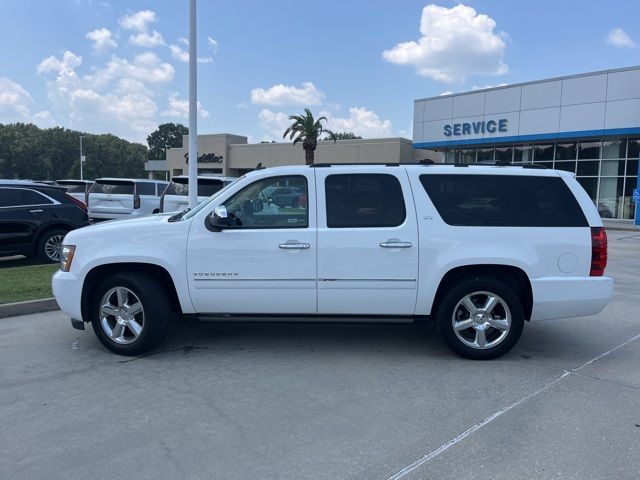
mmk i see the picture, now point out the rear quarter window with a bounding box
[419,174,588,227]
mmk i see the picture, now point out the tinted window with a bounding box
[0,188,52,207]
[223,175,308,229]
[325,174,406,228]
[420,174,587,227]
[136,182,156,195]
[58,182,86,193]
[91,182,134,194]
[165,178,227,197]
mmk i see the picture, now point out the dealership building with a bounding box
[413,66,640,220]
[146,65,640,221]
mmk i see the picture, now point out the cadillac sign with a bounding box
[185,152,224,164]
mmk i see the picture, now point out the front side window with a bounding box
[0,188,52,208]
[222,175,308,228]
[325,174,406,228]
[420,174,587,227]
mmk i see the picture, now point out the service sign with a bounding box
[444,119,508,137]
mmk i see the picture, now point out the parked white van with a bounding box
[160,175,236,213]
[88,178,168,220]
[55,179,94,205]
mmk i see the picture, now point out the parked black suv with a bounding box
[0,181,90,263]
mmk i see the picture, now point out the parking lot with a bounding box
[0,230,638,479]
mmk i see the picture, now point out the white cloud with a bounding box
[129,30,165,48]
[119,10,157,32]
[86,28,118,53]
[162,93,210,119]
[169,37,218,64]
[0,77,57,127]
[37,50,82,74]
[258,109,292,138]
[472,82,508,90]
[321,107,393,138]
[87,52,175,87]
[119,10,164,48]
[251,82,324,106]
[258,106,393,139]
[382,4,508,83]
[0,77,33,118]
[605,28,637,48]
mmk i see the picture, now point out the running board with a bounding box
[195,314,415,324]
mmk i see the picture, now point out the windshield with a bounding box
[181,177,243,220]
[164,178,228,197]
[91,181,134,195]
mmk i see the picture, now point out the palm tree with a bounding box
[283,108,336,165]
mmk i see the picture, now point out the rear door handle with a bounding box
[29,209,43,213]
[279,241,310,250]
[380,240,412,248]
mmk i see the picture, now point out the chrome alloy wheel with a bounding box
[451,291,511,350]
[44,234,65,262]
[99,287,145,345]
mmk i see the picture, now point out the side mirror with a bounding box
[207,205,229,231]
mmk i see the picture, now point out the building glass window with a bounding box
[533,143,554,161]
[626,158,638,176]
[578,140,601,159]
[554,161,576,173]
[495,146,513,162]
[598,177,624,219]
[445,149,460,163]
[514,145,534,163]
[601,159,625,176]
[577,178,598,203]
[627,138,640,160]
[622,177,637,220]
[460,149,476,164]
[476,148,494,162]
[576,161,600,177]
[555,142,577,160]
[602,139,626,159]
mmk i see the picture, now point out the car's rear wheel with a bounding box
[90,272,172,356]
[435,276,524,360]
[37,229,68,263]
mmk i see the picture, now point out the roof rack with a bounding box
[310,162,400,167]
[306,162,548,169]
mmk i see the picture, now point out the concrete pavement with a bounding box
[0,231,639,480]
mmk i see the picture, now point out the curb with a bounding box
[0,298,60,319]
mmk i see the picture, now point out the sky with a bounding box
[0,0,639,146]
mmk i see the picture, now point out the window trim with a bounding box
[220,174,309,230]
[0,187,59,209]
[324,173,407,229]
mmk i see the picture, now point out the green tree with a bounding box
[146,123,188,160]
[283,108,336,165]
[323,132,362,140]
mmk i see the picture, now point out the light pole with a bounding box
[79,135,85,180]
[188,0,198,208]
[165,144,170,181]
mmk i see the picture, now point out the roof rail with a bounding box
[309,162,400,167]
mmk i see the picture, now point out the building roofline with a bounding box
[414,65,640,103]
[229,137,412,148]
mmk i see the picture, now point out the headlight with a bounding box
[59,245,76,272]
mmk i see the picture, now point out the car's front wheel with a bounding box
[435,276,524,360]
[90,272,172,356]
[37,228,68,263]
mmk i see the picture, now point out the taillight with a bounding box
[133,194,141,209]
[65,193,87,213]
[590,227,608,276]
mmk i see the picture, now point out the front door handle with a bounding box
[380,240,412,248]
[29,209,43,213]
[279,241,310,250]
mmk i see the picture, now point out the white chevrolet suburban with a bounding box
[52,164,613,359]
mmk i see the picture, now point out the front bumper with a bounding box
[52,270,84,322]
[530,276,613,321]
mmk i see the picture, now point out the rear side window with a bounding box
[136,183,156,195]
[91,182,134,195]
[59,183,85,193]
[0,188,53,207]
[164,179,226,197]
[419,174,588,227]
[325,174,406,228]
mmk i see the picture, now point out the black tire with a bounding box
[435,276,524,360]
[90,272,172,356]
[37,228,68,263]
